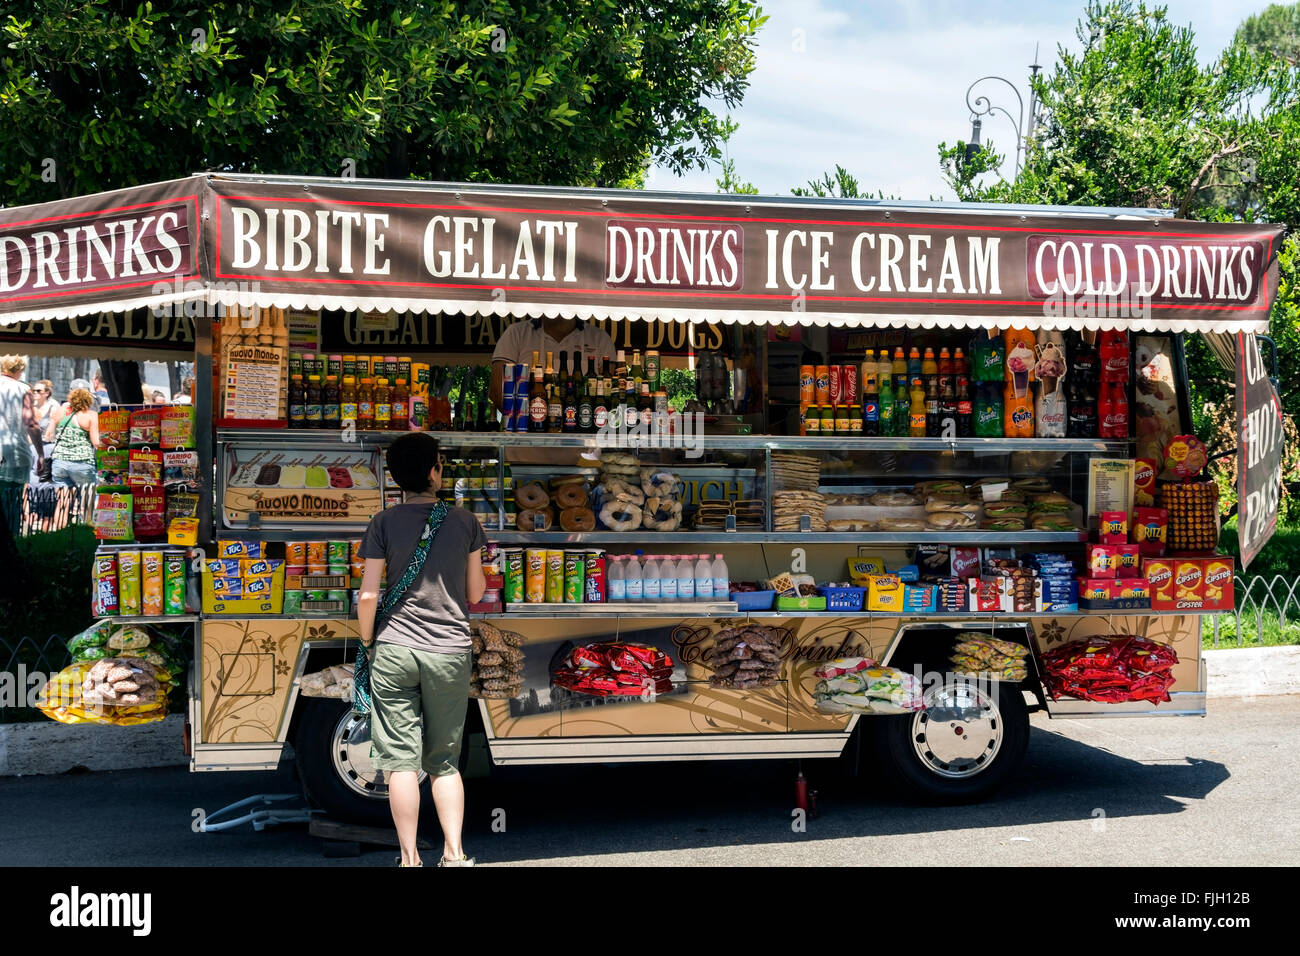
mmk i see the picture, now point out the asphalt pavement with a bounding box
[1,695,1295,867]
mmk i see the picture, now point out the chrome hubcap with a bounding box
[330,712,426,800]
[910,679,1003,778]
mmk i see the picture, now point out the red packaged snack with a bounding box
[1116,544,1142,578]
[1134,459,1158,506]
[607,643,673,673]
[570,645,609,670]
[1087,545,1119,579]
[127,449,163,488]
[1098,510,1128,544]
[1144,557,1175,608]
[98,408,131,449]
[132,488,167,541]
[1131,506,1168,557]
[1119,637,1178,675]
[1203,556,1234,612]
[128,409,161,447]
[968,577,1000,612]
[950,547,980,580]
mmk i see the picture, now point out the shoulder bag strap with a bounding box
[374,500,449,629]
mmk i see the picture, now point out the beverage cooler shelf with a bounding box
[486,530,1088,545]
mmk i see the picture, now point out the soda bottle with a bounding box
[1004,381,1034,437]
[921,347,938,385]
[1100,330,1130,382]
[909,377,927,437]
[937,347,953,394]
[973,382,1003,437]
[878,349,893,399]
[862,350,877,394]
[891,347,908,397]
[1099,382,1130,438]
[939,367,957,438]
[956,369,972,437]
[862,370,880,436]
[925,377,940,437]
[907,347,922,383]
[876,376,892,437]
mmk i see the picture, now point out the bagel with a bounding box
[560,506,596,532]
[640,469,681,497]
[549,474,589,489]
[554,482,589,509]
[642,497,683,531]
[516,481,550,510]
[517,507,554,531]
[599,479,644,506]
[599,501,643,532]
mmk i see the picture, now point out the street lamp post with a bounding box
[963,48,1042,176]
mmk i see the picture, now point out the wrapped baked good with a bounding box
[925,495,981,514]
[870,490,921,507]
[926,511,977,530]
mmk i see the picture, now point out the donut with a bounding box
[560,506,596,532]
[554,482,589,509]
[517,507,554,531]
[599,501,643,532]
[516,481,549,509]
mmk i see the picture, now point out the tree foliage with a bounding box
[0,0,767,203]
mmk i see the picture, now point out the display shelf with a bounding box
[486,530,1088,545]
[97,615,201,624]
[500,601,738,617]
[217,428,1134,456]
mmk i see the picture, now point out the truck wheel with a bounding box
[294,699,424,826]
[872,677,1029,804]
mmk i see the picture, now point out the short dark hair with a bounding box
[385,433,441,493]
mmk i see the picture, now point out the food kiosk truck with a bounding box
[2,174,1284,824]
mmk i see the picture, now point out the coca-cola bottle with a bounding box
[1099,330,1130,383]
[1099,382,1130,438]
[1066,332,1098,438]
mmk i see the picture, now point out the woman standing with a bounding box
[0,356,38,536]
[48,388,101,489]
[29,380,57,485]
[357,433,486,867]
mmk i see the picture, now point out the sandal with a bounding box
[437,854,475,867]
[395,856,423,867]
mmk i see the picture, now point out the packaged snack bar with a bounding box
[159,406,195,448]
[118,549,142,614]
[141,550,164,615]
[848,557,887,584]
[950,547,981,580]
[128,409,162,447]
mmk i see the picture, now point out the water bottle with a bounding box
[608,555,626,602]
[624,554,643,602]
[711,553,730,601]
[676,554,695,601]
[642,554,661,601]
[660,555,679,601]
[694,553,714,602]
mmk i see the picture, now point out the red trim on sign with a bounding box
[1,194,199,229]
[0,273,201,305]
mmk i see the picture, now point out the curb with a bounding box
[0,714,187,777]
[1203,646,1300,698]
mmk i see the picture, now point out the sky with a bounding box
[647,0,1267,201]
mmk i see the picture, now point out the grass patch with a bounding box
[1202,607,1300,648]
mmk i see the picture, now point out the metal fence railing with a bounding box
[0,631,70,724]
[2,483,97,537]
[1208,573,1300,647]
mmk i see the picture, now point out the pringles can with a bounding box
[502,548,525,603]
[563,551,585,603]
[93,552,120,616]
[525,548,547,603]
[163,550,186,615]
[118,549,142,615]
[584,550,606,602]
[545,550,564,603]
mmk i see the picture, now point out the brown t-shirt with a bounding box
[359,502,487,653]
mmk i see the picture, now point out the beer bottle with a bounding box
[546,377,562,433]
[594,378,609,431]
[578,355,595,432]
[560,352,577,432]
[529,358,547,432]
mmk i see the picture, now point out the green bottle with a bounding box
[878,377,894,436]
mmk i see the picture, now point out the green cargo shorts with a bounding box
[368,643,472,777]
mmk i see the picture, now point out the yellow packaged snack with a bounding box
[848,557,887,585]
[866,574,902,611]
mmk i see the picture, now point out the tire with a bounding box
[871,677,1030,804]
[294,699,416,826]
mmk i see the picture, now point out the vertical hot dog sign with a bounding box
[1237,333,1285,569]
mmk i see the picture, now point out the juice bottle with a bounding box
[288,374,306,428]
[862,350,877,394]
[374,378,392,428]
[357,377,375,429]
[907,347,923,383]
[305,374,323,425]
[921,346,937,382]
[322,374,341,428]
[877,349,892,394]
[937,347,953,393]
[891,347,908,396]
[340,375,358,428]
[908,377,927,437]
[391,379,409,430]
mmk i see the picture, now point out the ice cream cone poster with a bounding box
[1034,332,1068,437]
[1004,327,1036,396]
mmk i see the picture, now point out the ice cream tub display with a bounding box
[222,443,383,529]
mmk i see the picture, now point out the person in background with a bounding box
[91,372,110,408]
[0,355,39,534]
[173,377,195,405]
[150,389,168,405]
[358,433,486,868]
[45,378,95,442]
[29,380,57,485]
[488,316,617,415]
[48,387,101,489]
